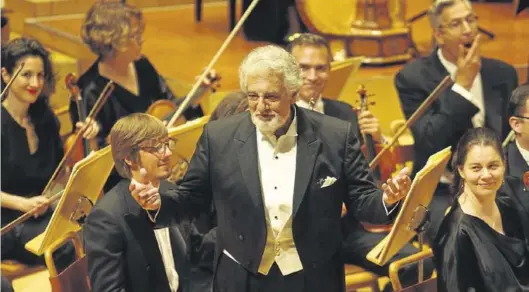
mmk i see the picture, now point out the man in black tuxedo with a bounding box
[132,45,411,292]
[84,113,214,292]
[506,84,529,180]
[287,33,433,291]
[506,84,529,212]
[395,0,518,242]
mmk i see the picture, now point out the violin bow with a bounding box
[502,130,514,148]
[0,62,25,100]
[368,76,454,170]
[167,0,261,127]
[0,81,115,236]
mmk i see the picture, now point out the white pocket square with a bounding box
[320,176,337,188]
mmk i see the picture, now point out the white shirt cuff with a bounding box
[382,199,400,216]
[451,83,473,102]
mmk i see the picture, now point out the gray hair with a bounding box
[428,0,472,30]
[239,45,302,95]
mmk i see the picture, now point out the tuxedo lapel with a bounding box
[292,109,321,218]
[235,115,265,211]
[169,225,189,288]
[507,142,529,179]
[122,185,171,291]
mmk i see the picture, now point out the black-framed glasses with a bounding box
[138,138,177,155]
[514,115,529,120]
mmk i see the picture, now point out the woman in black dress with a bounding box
[73,1,216,191]
[433,127,529,292]
[0,37,81,269]
[71,1,214,147]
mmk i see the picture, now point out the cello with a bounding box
[63,73,99,163]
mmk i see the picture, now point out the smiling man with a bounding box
[394,0,518,243]
[131,45,412,292]
[84,113,213,292]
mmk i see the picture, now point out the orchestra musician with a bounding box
[433,127,529,291]
[506,84,529,180]
[84,113,215,292]
[0,37,90,273]
[130,45,411,292]
[71,0,216,191]
[394,0,519,243]
[287,32,433,291]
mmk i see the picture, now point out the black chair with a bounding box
[195,0,237,30]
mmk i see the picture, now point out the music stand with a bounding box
[323,57,364,99]
[25,146,115,256]
[367,146,452,282]
[167,116,210,183]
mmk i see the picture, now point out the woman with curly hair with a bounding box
[74,0,215,191]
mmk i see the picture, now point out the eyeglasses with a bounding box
[440,14,479,31]
[138,138,177,155]
[515,115,529,120]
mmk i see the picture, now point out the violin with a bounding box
[63,73,99,164]
[146,73,221,125]
[355,85,396,183]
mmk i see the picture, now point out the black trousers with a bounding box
[341,228,435,291]
[214,254,305,292]
[1,211,75,271]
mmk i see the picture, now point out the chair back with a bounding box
[44,231,91,292]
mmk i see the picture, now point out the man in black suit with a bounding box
[395,0,518,242]
[132,45,411,292]
[84,113,213,292]
[506,84,529,178]
[287,33,433,291]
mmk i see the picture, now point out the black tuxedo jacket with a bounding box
[322,98,362,141]
[395,51,518,176]
[161,106,393,292]
[84,180,206,292]
[505,141,529,180]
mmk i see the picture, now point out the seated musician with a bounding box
[394,0,518,242]
[433,127,529,291]
[0,38,93,271]
[506,84,529,179]
[84,113,214,292]
[287,33,433,291]
[72,0,216,191]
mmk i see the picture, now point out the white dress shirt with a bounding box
[296,96,324,114]
[437,49,485,128]
[153,228,179,292]
[130,179,179,292]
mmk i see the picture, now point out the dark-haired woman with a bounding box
[433,127,529,292]
[0,37,85,269]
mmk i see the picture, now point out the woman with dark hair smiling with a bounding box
[0,37,79,269]
[433,127,529,292]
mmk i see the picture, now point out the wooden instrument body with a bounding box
[63,73,98,166]
[295,0,411,65]
[356,85,397,183]
[146,73,220,125]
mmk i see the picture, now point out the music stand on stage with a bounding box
[367,146,452,282]
[323,57,364,99]
[25,146,115,256]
